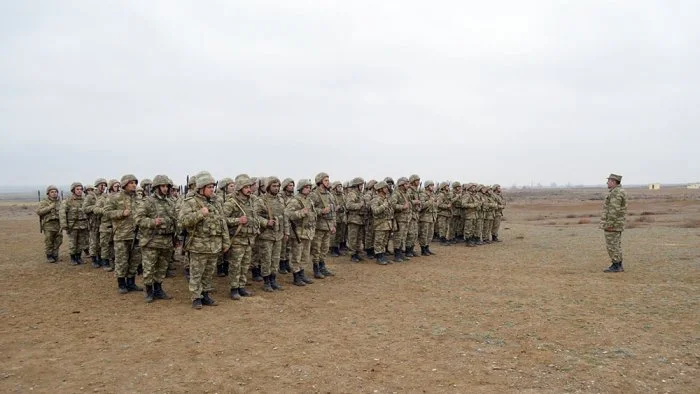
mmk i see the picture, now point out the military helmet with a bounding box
[409,174,420,183]
[349,177,364,187]
[85,184,95,191]
[366,179,377,189]
[141,178,152,186]
[281,177,294,190]
[46,185,58,194]
[94,178,108,188]
[397,177,409,186]
[120,174,138,186]
[264,176,281,191]
[196,174,216,190]
[108,179,120,190]
[234,177,255,192]
[218,177,234,190]
[152,174,173,188]
[477,184,486,191]
[331,181,341,190]
[187,174,197,187]
[314,172,329,185]
[342,181,349,189]
[438,181,449,190]
[383,177,394,185]
[297,178,313,192]
[451,181,461,189]
[492,184,501,190]
[70,182,83,192]
[374,180,389,191]
[424,180,435,189]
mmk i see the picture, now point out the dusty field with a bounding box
[1,188,699,393]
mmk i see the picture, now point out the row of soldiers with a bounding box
[36,173,506,309]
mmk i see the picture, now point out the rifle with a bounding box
[184,176,189,195]
[37,190,43,233]
[289,220,301,243]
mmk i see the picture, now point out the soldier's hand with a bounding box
[330,226,336,235]
[283,234,289,241]
[301,208,309,216]
[239,215,248,225]
[123,209,130,217]
[155,217,163,226]
[412,199,420,205]
[223,246,229,253]
[200,207,209,216]
[267,219,275,227]
[322,207,330,214]
[404,202,410,209]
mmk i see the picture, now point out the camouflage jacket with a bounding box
[255,193,288,242]
[93,193,113,232]
[223,193,261,245]
[406,185,421,220]
[345,189,365,225]
[601,186,627,231]
[59,194,88,231]
[136,193,177,249]
[82,190,103,230]
[437,191,453,218]
[179,193,230,254]
[461,192,480,219]
[333,191,347,224]
[104,190,138,242]
[310,188,336,231]
[36,197,61,231]
[391,188,412,223]
[371,193,394,231]
[418,190,437,223]
[493,192,506,217]
[482,193,497,220]
[285,194,317,240]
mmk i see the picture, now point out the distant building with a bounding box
[688,183,700,189]
[648,183,661,190]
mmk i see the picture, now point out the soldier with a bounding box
[135,175,177,303]
[448,181,463,243]
[481,185,496,244]
[178,174,198,280]
[330,181,347,257]
[83,178,107,267]
[179,173,230,309]
[363,179,377,257]
[345,177,366,262]
[461,183,480,246]
[254,176,287,292]
[278,178,295,274]
[141,178,153,198]
[94,179,120,270]
[474,184,486,245]
[405,174,421,258]
[215,177,235,277]
[59,182,89,265]
[36,185,63,263]
[491,184,505,242]
[223,176,261,300]
[104,174,142,294]
[436,182,452,245]
[370,181,393,265]
[285,179,317,286]
[309,172,336,279]
[601,174,627,273]
[418,181,437,255]
[391,177,412,262]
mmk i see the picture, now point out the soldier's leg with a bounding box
[43,230,55,257]
[483,219,493,242]
[229,244,252,290]
[605,231,623,262]
[52,230,63,259]
[78,229,90,257]
[427,222,435,246]
[201,253,217,295]
[188,252,206,300]
[67,230,78,256]
[258,239,273,277]
[301,238,312,272]
[100,229,111,263]
[476,218,484,243]
[127,244,141,277]
[406,218,418,251]
[346,223,359,255]
[310,230,324,264]
[114,241,129,278]
[154,248,170,284]
[89,227,99,257]
[397,222,409,252]
[373,230,387,255]
[141,247,158,287]
[418,221,428,247]
[492,216,502,240]
[289,238,302,273]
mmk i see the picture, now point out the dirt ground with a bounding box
[1,187,698,393]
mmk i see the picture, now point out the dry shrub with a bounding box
[565,214,577,218]
[526,215,546,221]
[679,219,700,228]
[635,216,655,223]
[640,211,657,216]
[578,218,591,224]
[515,235,525,240]
[546,221,557,225]
[627,221,639,229]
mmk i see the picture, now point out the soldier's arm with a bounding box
[104,196,126,220]
[135,199,157,229]
[178,200,205,229]
[59,200,67,229]
[36,200,54,216]
[222,200,245,227]
[345,193,362,211]
[284,199,304,220]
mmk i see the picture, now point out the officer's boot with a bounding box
[262,276,274,292]
[91,255,100,268]
[103,259,114,271]
[405,246,416,258]
[46,254,56,264]
[293,271,306,286]
[279,260,289,274]
[401,250,410,261]
[270,273,283,290]
[313,263,325,279]
[192,298,203,309]
[202,292,217,306]
[252,266,263,282]
[126,276,143,292]
[153,282,172,299]
[144,284,154,303]
[319,260,334,276]
[117,277,128,294]
[300,269,314,284]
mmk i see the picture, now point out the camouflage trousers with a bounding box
[364,221,374,251]
[280,235,290,261]
[475,218,484,241]
[482,219,493,241]
[405,218,418,249]
[311,229,331,263]
[373,230,390,254]
[332,222,347,248]
[346,223,364,255]
[43,228,63,256]
[99,227,114,263]
[250,241,262,269]
[604,231,623,262]
[188,252,217,300]
[418,221,435,247]
[141,247,171,286]
[449,216,464,239]
[67,228,89,254]
[289,237,311,274]
[114,240,141,278]
[394,221,409,252]
[464,218,477,239]
[492,215,502,237]
[436,216,450,238]
[257,238,281,277]
[227,243,252,289]
[88,226,101,257]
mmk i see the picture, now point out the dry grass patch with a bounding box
[578,218,591,224]
[635,216,656,223]
[678,219,700,228]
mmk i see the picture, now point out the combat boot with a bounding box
[492,234,501,242]
[238,287,254,297]
[137,263,143,275]
[405,247,416,258]
[126,277,143,292]
[475,238,484,246]
[46,254,56,264]
[270,273,283,291]
[604,261,624,273]
[90,256,100,268]
[319,261,334,276]
[216,263,225,277]
[439,236,448,245]
[184,267,190,280]
[350,253,362,263]
[153,282,172,299]
[192,298,203,309]
[401,250,410,261]
[420,246,430,256]
[365,248,375,258]
[375,253,388,265]
[69,254,79,266]
[299,269,314,284]
[144,284,154,303]
[202,292,217,306]
[230,288,242,300]
[117,277,128,294]
[279,260,289,274]
[292,271,306,286]
[252,266,263,282]
[313,263,325,279]
[262,276,274,292]
[393,250,404,263]
[426,245,436,255]
[330,246,340,257]
[283,260,292,273]
[104,260,114,272]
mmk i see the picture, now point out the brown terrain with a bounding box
[1,187,698,393]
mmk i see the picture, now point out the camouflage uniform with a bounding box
[178,175,198,278]
[93,179,120,269]
[481,187,496,244]
[310,172,336,278]
[36,185,62,262]
[601,174,627,272]
[345,177,366,262]
[405,174,421,257]
[448,182,463,242]
[223,177,261,298]
[418,181,437,255]
[59,182,89,264]
[82,178,107,266]
[436,183,452,242]
[491,184,505,241]
[331,181,347,256]
[461,183,480,246]
[474,185,485,244]
[278,178,295,274]
[390,177,412,261]
[370,181,394,264]
[254,176,288,291]
[363,180,377,256]
[136,175,177,302]
[179,174,230,307]
[285,179,317,286]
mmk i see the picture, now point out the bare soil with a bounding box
[1,188,699,393]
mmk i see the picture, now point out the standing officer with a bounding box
[601,174,627,273]
[60,182,89,265]
[36,185,63,263]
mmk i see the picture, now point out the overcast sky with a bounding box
[1,1,698,188]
